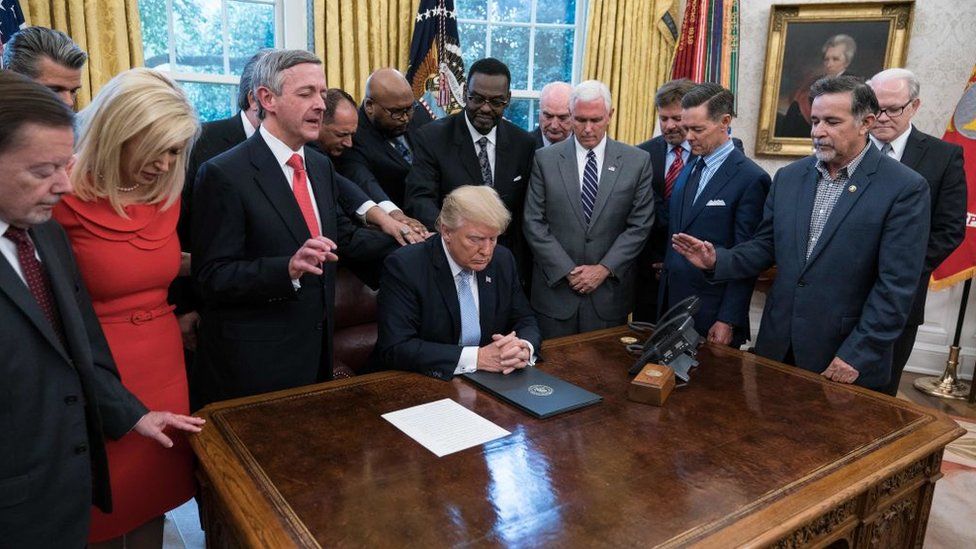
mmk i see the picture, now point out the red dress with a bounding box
[53,196,194,541]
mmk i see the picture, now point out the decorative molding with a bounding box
[866,458,927,509]
[773,498,858,548]
[772,7,799,31]
[882,5,913,30]
[869,498,918,547]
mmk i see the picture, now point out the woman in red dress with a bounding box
[53,68,200,548]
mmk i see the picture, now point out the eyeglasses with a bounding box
[877,99,915,119]
[370,100,414,121]
[467,93,509,109]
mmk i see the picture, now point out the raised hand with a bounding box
[671,233,717,270]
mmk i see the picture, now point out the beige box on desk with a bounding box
[628,363,675,406]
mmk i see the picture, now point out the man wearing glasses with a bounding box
[868,68,967,396]
[405,57,537,286]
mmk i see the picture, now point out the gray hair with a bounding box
[867,68,920,101]
[809,75,879,123]
[570,80,612,112]
[540,81,572,103]
[251,49,322,119]
[237,49,273,112]
[2,26,87,77]
[823,34,857,64]
[437,186,511,233]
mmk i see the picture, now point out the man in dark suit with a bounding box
[524,80,655,339]
[634,78,696,321]
[530,81,573,149]
[868,68,967,395]
[0,72,203,548]
[3,26,86,107]
[404,57,536,278]
[673,76,930,392]
[335,68,434,209]
[374,186,540,379]
[192,50,396,405]
[659,84,769,348]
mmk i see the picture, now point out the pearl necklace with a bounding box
[117,183,142,192]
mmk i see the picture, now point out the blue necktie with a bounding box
[581,149,599,223]
[392,136,413,164]
[681,158,706,221]
[457,270,481,347]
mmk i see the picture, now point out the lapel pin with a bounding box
[486,276,492,284]
[608,166,616,172]
[848,185,857,193]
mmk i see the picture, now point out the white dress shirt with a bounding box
[259,125,322,231]
[441,239,535,374]
[870,124,913,162]
[574,134,608,190]
[0,220,38,285]
[240,110,257,139]
[464,112,497,180]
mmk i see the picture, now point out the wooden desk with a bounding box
[190,328,964,548]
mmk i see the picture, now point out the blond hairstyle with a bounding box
[72,68,199,215]
[437,185,511,233]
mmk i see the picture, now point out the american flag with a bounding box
[0,0,26,68]
[405,0,465,119]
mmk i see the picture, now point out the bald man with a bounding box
[531,81,573,149]
[334,68,433,208]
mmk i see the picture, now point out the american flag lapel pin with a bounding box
[608,166,616,172]
[486,276,492,284]
[848,185,857,193]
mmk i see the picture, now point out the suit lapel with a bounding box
[492,122,513,189]
[33,224,85,363]
[556,140,586,228]
[794,160,818,270]
[305,148,334,238]
[431,237,462,339]
[588,139,622,227]
[249,134,311,245]
[0,226,71,362]
[900,127,927,172]
[668,160,696,230]
[476,262,497,343]
[680,151,741,231]
[453,114,486,186]
[803,148,879,270]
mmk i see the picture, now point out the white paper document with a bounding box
[381,398,510,457]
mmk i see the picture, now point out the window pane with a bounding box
[228,1,275,74]
[532,27,574,89]
[459,23,487,68]
[180,81,235,122]
[458,0,488,20]
[536,0,576,24]
[505,97,532,130]
[174,0,224,75]
[490,0,530,23]
[490,25,530,89]
[138,0,169,68]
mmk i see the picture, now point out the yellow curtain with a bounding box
[313,0,420,102]
[582,0,679,145]
[22,0,144,109]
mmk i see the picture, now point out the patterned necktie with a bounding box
[663,146,684,200]
[581,149,599,223]
[476,136,493,187]
[4,227,66,346]
[392,136,413,165]
[286,154,320,238]
[457,270,481,346]
[880,142,893,158]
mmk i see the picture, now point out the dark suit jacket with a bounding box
[335,103,432,207]
[191,132,396,404]
[895,127,967,325]
[373,235,541,380]
[712,145,930,389]
[530,127,546,149]
[1,221,147,547]
[659,146,769,342]
[404,112,536,245]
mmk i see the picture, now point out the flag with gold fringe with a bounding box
[670,0,739,104]
[405,0,465,119]
[931,63,976,290]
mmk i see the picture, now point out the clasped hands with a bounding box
[477,331,532,375]
[568,264,610,294]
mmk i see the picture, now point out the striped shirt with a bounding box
[806,143,871,258]
[693,139,736,203]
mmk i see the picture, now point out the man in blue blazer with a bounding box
[673,76,929,391]
[659,84,769,347]
[374,186,541,380]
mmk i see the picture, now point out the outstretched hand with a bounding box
[133,411,206,448]
[671,233,717,270]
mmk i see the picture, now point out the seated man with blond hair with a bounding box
[373,185,540,380]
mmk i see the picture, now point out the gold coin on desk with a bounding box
[620,336,638,345]
[646,370,663,377]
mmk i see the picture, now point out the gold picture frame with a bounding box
[756,2,914,157]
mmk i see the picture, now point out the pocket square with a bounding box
[513,175,522,182]
[706,199,726,206]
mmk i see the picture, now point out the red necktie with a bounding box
[4,226,66,346]
[663,146,685,200]
[286,154,320,238]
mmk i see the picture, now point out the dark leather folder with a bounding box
[462,367,602,418]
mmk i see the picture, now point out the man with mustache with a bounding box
[672,76,929,392]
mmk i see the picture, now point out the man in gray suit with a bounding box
[523,80,655,339]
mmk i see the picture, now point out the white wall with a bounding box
[728,0,976,379]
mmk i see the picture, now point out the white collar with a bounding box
[441,236,466,278]
[0,219,11,239]
[464,112,497,147]
[240,111,257,139]
[870,124,913,161]
[259,125,305,168]
[574,134,608,158]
